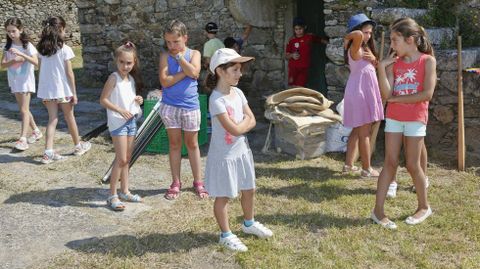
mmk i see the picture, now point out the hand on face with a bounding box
[379,50,397,67]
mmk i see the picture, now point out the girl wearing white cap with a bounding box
[204,48,273,252]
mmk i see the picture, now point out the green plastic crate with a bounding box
[143,94,208,155]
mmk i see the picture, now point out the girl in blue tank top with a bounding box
[159,20,208,200]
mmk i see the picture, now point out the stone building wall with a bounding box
[76,0,479,164]
[77,0,288,116]
[0,0,80,46]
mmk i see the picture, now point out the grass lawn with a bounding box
[1,47,479,268]
[38,153,480,269]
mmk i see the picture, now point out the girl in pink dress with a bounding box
[342,14,384,177]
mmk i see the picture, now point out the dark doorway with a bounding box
[296,0,327,94]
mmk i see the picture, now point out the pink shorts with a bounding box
[159,103,201,131]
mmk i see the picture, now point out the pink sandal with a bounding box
[193,181,208,199]
[165,180,181,200]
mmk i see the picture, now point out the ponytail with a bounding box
[204,72,218,93]
[37,16,66,56]
[391,18,434,57]
[417,26,434,56]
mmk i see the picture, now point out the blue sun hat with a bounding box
[347,13,376,32]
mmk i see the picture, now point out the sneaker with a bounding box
[14,138,29,151]
[41,151,65,164]
[73,141,92,156]
[412,177,429,192]
[387,182,398,198]
[242,221,273,238]
[27,130,43,144]
[219,234,248,252]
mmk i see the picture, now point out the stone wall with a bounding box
[77,0,288,116]
[0,0,80,46]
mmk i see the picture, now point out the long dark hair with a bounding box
[4,17,29,50]
[114,41,144,95]
[344,22,378,65]
[390,17,434,57]
[37,16,66,56]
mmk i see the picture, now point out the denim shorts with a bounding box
[110,118,137,136]
[385,118,426,137]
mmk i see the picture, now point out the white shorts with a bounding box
[385,119,426,137]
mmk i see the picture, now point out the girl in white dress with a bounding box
[1,18,42,151]
[36,16,91,164]
[204,48,273,252]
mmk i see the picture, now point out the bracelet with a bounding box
[175,53,183,61]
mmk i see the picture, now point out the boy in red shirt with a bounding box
[285,17,329,87]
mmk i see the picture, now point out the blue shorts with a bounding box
[110,118,137,136]
[385,119,426,137]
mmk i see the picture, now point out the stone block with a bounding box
[325,25,347,38]
[436,49,479,71]
[80,24,102,34]
[325,63,349,87]
[325,38,344,65]
[433,105,455,124]
[371,8,428,25]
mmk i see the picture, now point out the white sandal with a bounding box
[371,211,397,230]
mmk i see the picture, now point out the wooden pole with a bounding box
[457,35,465,171]
[353,30,385,163]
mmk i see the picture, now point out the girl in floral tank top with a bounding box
[372,18,437,229]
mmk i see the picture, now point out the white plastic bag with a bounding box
[325,122,352,153]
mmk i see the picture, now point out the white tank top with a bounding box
[107,72,141,131]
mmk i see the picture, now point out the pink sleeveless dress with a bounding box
[343,51,384,128]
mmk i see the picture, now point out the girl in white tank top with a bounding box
[99,42,144,211]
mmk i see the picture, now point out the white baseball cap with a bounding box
[209,48,254,73]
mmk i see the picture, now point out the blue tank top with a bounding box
[161,49,199,110]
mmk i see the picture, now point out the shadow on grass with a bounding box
[254,212,365,230]
[256,165,351,182]
[257,184,375,203]
[65,232,215,256]
[3,187,164,208]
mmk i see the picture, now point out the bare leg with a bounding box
[345,128,359,167]
[404,136,430,219]
[166,128,182,182]
[120,135,135,194]
[240,189,255,221]
[110,135,128,195]
[44,101,59,150]
[15,93,35,138]
[357,123,373,170]
[214,197,230,232]
[373,132,403,222]
[60,102,80,145]
[184,130,202,182]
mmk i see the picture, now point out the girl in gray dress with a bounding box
[204,48,273,252]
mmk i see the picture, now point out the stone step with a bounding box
[435,48,480,71]
[371,8,428,25]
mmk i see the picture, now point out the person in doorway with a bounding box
[285,17,329,87]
